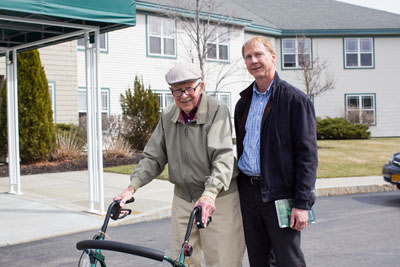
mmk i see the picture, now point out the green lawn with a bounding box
[105,138,400,179]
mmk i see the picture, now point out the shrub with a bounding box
[120,76,160,151]
[55,123,86,147]
[316,117,370,140]
[51,131,85,161]
[0,50,56,163]
[103,135,133,160]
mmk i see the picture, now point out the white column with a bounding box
[6,50,21,195]
[85,30,104,215]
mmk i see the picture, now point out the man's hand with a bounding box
[113,186,135,208]
[194,195,215,227]
[290,208,309,231]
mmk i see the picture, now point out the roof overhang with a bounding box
[0,0,136,53]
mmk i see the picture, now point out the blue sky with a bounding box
[337,0,400,14]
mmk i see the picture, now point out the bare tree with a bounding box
[296,37,335,100]
[156,0,243,93]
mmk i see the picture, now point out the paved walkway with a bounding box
[0,171,397,247]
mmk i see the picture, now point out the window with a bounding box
[154,90,174,111]
[282,38,311,69]
[345,94,375,125]
[147,16,176,57]
[78,88,110,130]
[207,92,231,113]
[77,33,108,51]
[206,27,229,61]
[48,82,56,122]
[344,38,373,68]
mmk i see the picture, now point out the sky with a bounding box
[336,0,400,14]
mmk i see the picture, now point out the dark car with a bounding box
[382,152,400,190]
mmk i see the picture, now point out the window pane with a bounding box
[298,54,310,67]
[166,94,174,107]
[347,110,360,123]
[346,54,358,66]
[163,19,175,37]
[150,36,161,54]
[347,96,359,109]
[99,33,106,49]
[207,43,217,59]
[360,38,372,52]
[78,91,87,111]
[297,39,310,54]
[346,39,358,52]
[219,94,229,106]
[362,96,373,109]
[164,38,175,55]
[283,39,295,54]
[360,54,372,66]
[219,44,228,60]
[155,93,163,109]
[362,110,374,124]
[149,19,161,35]
[284,54,296,67]
[101,91,108,112]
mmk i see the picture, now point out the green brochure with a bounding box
[275,199,316,228]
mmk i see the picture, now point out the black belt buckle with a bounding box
[249,176,260,185]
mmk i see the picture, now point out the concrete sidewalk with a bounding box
[0,171,397,247]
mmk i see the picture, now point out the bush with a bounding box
[52,131,85,161]
[55,123,86,147]
[120,76,160,151]
[0,50,56,163]
[316,117,370,140]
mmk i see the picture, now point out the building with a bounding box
[11,0,400,137]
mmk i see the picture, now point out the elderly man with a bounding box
[115,62,245,267]
[235,36,318,266]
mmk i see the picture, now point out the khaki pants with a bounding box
[170,190,245,267]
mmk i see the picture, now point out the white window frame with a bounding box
[48,81,56,122]
[206,27,229,62]
[77,33,108,52]
[207,91,231,114]
[154,90,174,111]
[345,93,376,125]
[344,38,374,68]
[147,16,176,57]
[78,88,110,115]
[282,38,312,69]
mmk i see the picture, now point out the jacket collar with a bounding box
[240,71,280,100]
[170,91,207,124]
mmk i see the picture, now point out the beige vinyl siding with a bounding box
[39,41,78,124]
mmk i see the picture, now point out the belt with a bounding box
[243,174,260,186]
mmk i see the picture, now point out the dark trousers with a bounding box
[238,173,306,267]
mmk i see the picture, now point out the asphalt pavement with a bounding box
[0,170,397,247]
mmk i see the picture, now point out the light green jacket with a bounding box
[130,92,237,202]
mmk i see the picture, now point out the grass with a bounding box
[104,138,400,179]
[317,138,399,178]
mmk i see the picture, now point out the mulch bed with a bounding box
[0,153,143,177]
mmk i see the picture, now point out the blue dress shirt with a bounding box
[238,80,273,176]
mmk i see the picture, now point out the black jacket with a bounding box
[234,72,318,210]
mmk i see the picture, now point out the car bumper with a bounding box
[382,164,400,185]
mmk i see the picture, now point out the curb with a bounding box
[316,184,398,197]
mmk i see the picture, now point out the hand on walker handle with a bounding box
[194,195,215,227]
[114,186,135,208]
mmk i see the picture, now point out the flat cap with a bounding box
[165,62,201,85]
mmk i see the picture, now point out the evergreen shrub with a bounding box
[120,76,160,151]
[316,117,370,140]
[0,50,56,163]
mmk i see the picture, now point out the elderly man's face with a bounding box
[170,80,204,115]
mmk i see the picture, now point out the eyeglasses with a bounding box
[171,82,201,97]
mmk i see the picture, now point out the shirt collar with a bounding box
[253,79,274,95]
